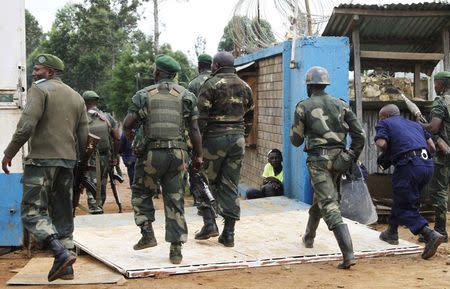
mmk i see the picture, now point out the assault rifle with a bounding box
[109,169,123,213]
[401,94,450,154]
[73,133,101,216]
[188,170,216,215]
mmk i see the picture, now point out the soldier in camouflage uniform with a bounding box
[421,71,450,243]
[188,53,212,97]
[82,90,120,214]
[290,66,365,269]
[195,52,254,247]
[2,54,88,281]
[123,55,203,264]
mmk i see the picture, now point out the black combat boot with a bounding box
[434,216,448,243]
[47,235,77,282]
[59,265,74,280]
[133,221,157,250]
[379,224,399,245]
[169,242,182,264]
[332,224,356,269]
[195,208,219,240]
[419,226,445,259]
[218,217,235,247]
[302,216,320,248]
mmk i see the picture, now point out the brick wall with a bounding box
[240,55,283,189]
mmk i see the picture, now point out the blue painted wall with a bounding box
[236,37,350,204]
[0,173,23,246]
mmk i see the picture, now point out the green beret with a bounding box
[34,54,65,71]
[82,90,100,100]
[434,71,450,80]
[155,54,181,73]
[198,54,212,63]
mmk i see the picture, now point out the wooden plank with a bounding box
[73,197,422,278]
[7,256,125,285]
[360,51,444,61]
[352,24,363,122]
[333,8,450,17]
[414,64,421,99]
[343,15,359,37]
[443,28,450,70]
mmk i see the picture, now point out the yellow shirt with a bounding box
[262,163,283,183]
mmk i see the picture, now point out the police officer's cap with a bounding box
[33,54,65,71]
[82,90,100,100]
[198,54,212,64]
[434,71,450,80]
[155,54,181,73]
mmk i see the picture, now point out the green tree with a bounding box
[25,9,44,57]
[218,16,276,55]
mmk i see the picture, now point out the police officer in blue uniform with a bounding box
[375,104,445,259]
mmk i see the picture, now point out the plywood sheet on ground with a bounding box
[73,197,422,278]
[7,256,126,285]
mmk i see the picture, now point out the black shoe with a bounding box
[379,224,399,245]
[59,265,74,280]
[218,217,235,247]
[419,226,445,259]
[418,234,426,243]
[169,242,182,264]
[333,224,356,269]
[47,235,77,282]
[133,222,157,250]
[302,216,320,248]
[195,208,219,240]
[434,216,448,243]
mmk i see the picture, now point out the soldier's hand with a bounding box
[192,156,203,172]
[1,156,12,174]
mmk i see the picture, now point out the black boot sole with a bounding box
[338,259,356,269]
[133,241,157,250]
[422,235,445,259]
[218,236,234,247]
[48,255,76,282]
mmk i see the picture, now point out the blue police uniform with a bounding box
[375,116,434,234]
[119,132,136,187]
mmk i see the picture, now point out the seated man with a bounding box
[246,149,283,199]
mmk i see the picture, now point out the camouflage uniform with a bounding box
[197,66,254,220]
[290,90,365,230]
[4,77,88,249]
[85,107,118,212]
[129,79,198,243]
[188,70,211,97]
[426,87,450,238]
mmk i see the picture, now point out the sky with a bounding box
[25,0,427,62]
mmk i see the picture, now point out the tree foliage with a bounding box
[25,9,44,57]
[218,16,276,55]
[29,0,196,118]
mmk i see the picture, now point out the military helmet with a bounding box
[434,71,450,80]
[305,66,330,85]
[82,90,100,100]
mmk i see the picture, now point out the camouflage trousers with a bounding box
[306,154,344,231]
[21,165,74,249]
[131,148,188,243]
[86,153,110,210]
[200,134,245,220]
[424,161,449,224]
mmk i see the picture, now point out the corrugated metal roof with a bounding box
[322,2,450,73]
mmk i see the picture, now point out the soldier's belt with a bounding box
[308,148,343,156]
[147,140,187,150]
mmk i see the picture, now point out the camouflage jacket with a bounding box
[290,90,365,156]
[188,70,211,97]
[430,88,450,163]
[4,77,88,163]
[197,67,254,136]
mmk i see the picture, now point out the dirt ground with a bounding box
[1,173,449,289]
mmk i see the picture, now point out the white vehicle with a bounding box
[0,0,27,248]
